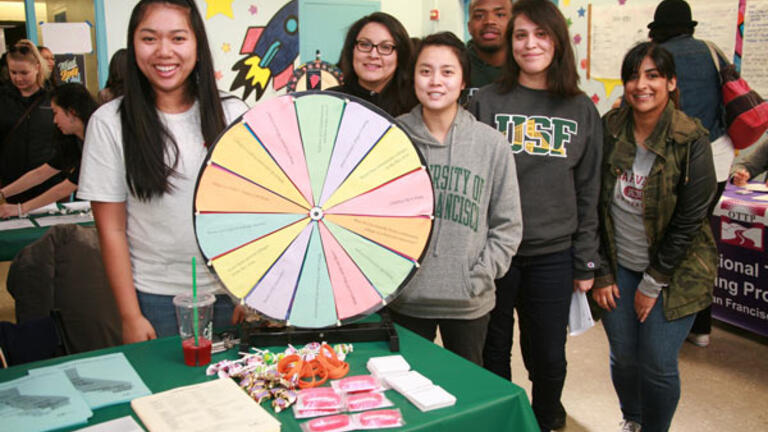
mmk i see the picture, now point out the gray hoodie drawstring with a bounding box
[431,121,457,258]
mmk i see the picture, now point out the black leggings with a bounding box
[389,310,490,366]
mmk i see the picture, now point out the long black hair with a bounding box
[337,12,417,116]
[121,0,227,200]
[52,83,98,128]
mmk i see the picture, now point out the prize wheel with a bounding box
[287,58,343,92]
[193,91,434,328]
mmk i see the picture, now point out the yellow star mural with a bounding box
[222,42,231,53]
[593,77,623,99]
[205,0,234,19]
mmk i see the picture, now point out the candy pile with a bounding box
[206,342,353,412]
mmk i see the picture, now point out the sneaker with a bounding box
[686,333,710,347]
[619,420,642,432]
[550,403,567,430]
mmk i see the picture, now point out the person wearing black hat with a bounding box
[648,0,731,350]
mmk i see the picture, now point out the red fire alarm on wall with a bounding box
[430,9,439,21]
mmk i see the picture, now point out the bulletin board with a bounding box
[560,0,768,113]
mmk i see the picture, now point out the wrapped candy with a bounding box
[204,342,354,411]
[271,387,298,413]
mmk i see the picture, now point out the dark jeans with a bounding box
[483,249,573,431]
[389,310,490,366]
[691,180,727,335]
[602,266,695,432]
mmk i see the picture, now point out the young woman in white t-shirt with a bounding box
[78,0,248,343]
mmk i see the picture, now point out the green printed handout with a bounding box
[324,220,416,299]
[295,95,345,206]
[288,223,338,327]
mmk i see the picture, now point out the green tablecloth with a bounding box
[0,218,93,261]
[0,325,538,431]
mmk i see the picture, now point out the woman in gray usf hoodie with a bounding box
[389,32,522,366]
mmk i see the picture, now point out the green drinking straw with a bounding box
[192,256,199,346]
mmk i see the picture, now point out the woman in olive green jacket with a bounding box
[592,42,717,432]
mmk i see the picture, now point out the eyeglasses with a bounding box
[355,40,396,56]
[9,45,31,55]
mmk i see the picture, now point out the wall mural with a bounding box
[204,0,299,104]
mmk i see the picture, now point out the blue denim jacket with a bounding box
[661,35,726,142]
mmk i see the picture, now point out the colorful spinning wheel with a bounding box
[193,92,434,328]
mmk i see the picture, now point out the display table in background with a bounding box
[0,323,539,431]
[0,213,93,261]
[710,182,768,337]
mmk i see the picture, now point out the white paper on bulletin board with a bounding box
[589,0,738,80]
[41,22,92,54]
[690,0,739,60]
[742,0,768,96]
[589,2,654,79]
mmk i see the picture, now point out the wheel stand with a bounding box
[239,310,400,352]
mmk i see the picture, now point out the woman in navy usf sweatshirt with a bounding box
[469,1,602,430]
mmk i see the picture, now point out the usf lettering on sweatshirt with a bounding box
[469,84,602,279]
[494,115,578,157]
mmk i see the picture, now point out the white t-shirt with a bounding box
[78,96,249,296]
[711,134,735,182]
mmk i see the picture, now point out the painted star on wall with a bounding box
[222,42,231,53]
[215,70,223,81]
[591,94,600,104]
[567,17,573,27]
[573,34,582,45]
[205,0,234,19]
[619,0,627,5]
[578,7,586,18]
[249,4,258,15]
[580,59,588,70]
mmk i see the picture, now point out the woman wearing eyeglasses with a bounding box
[1,40,61,205]
[328,12,417,116]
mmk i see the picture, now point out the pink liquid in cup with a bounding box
[182,337,212,366]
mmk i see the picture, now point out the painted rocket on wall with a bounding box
[230,0,298,102]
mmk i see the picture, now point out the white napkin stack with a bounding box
[384,371,433,394]
[402,385,456,412]
[366,355,411,388]
[366,355,456,412]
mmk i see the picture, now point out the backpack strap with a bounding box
[1,93,47,151]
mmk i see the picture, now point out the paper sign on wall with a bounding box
[41,22,93,54]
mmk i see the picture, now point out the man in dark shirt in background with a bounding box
[466,0,513,94]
